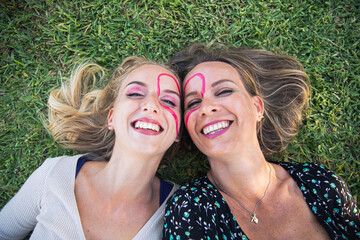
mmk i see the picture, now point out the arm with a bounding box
[308,163,360,238]
[0,159,55,239]
[331,173,360,238]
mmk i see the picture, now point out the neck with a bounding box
[93,149,163,204]
[207,149,272,200]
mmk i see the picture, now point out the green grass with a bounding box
[1,0,359,208]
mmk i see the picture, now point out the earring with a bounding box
[106,124,113,130]
[258,115,264,122]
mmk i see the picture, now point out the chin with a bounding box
[199,144,233,158]
[205,151,228,159]
[194,138,232,154]
[134,142,173,156]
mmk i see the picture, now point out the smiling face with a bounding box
[107,64,181,156]
[183,61,264,158]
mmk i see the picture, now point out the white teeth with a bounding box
[203,121,230,135]
[209,125,214,132]
[134,121,161,132]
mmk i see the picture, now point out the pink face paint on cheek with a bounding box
[157,73,181,136]
[183,73,206,128]
[185,107,199,129]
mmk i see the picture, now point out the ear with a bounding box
[107,108,114,130]
[253,96,264,118]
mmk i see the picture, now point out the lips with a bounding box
[131,118,163,135]
[201,120,232,138]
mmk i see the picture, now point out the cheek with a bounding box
[185,107,199,129]
[184,110,201,143]
[164,107,180,135]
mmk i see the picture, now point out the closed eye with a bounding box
[187,99,202,109]
[216,89,233,97]
[162,99,176,107]
[126,93,144,97]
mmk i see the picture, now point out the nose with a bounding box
[200,99,219,116]
[142,95,160,114]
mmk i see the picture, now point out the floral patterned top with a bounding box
[163,162,360,239]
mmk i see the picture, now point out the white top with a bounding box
[0,154,179,239]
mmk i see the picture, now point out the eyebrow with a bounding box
[163,89,181,98]
[211,79,235,87]
[127,81,147,87]
[184,79,235,99]
[184,90,198,99]
[127,81,180,98]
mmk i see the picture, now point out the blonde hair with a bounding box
[46,56,178,160]
[170,43,310,157]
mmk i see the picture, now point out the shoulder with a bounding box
[168,176,218,203]
[23,155,79,180]
[277,161,353,207]
[277,161,340,184]
[165,176,223,217]
[41,154,85,167]
[41,154,85,175]
[276,163,360,236]
[27,154,85,189]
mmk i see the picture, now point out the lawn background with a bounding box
[1,0,359,208]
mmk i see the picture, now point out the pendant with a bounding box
[251,214,259,224]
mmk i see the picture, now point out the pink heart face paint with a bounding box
[110,64,182,156]
[158,73,181,136]
[183,73,206,128]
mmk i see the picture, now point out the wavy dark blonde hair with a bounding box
[46,56,179,161]
[170,43,310,157]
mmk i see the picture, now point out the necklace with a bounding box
[209,163,272,224]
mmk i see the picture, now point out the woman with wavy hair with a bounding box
[0,56,181,239]
[163,43,359,239]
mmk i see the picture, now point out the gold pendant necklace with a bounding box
[210,163,272,224]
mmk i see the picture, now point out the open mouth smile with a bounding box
[131,118,164,135]
[201,120,232,138]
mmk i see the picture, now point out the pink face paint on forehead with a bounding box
[157,73,181,136]
[183,73,206,128]
[184,73,205,98]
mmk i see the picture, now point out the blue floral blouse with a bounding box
[163,162,360,239]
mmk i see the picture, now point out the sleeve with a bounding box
[0,158,55,240]
[331,173,360,238]
[162,191,203,240]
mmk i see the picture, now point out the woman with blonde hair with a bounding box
[163,43,359,239]
[0,56,181,239]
